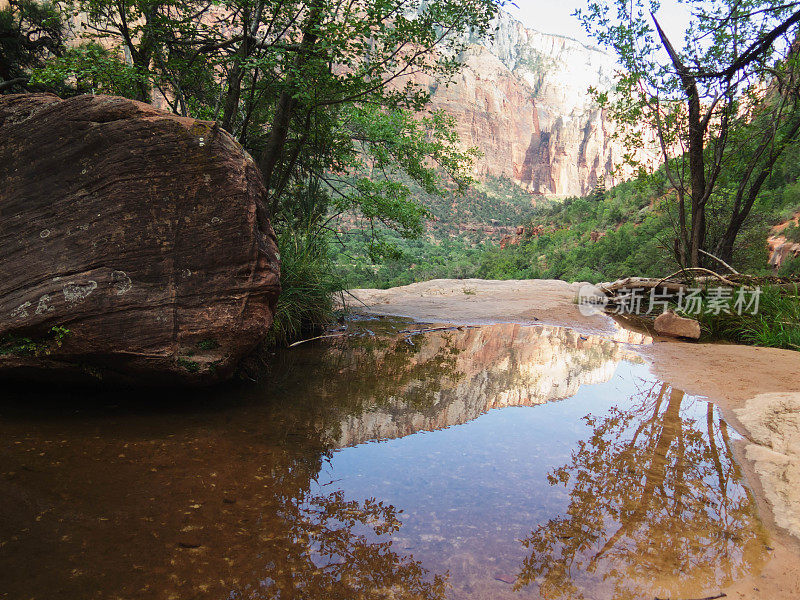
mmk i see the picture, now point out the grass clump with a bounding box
[0,326,71,357]
[267,231,341,347]
[782,222,800,243]
[695,285,800,350]
[778,255,800,277]
[196,338,220,351]
[177,357,200,373]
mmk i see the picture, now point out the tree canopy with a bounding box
[578,0,800,267]
[4,0,510,255]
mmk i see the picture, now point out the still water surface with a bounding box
[0,320,770,599]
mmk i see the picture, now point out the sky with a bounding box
[505,0,690,48]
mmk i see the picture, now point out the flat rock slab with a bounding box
[0,94,280,385]
[345,278,618,335]
[736,393,800,540]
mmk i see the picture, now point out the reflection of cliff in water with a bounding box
[329,323,649,448]
[0,319,771,600]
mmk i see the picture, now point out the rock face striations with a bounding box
[0,94,280,385]
[422,11,645,197]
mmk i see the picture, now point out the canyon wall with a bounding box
[422,11,646,197]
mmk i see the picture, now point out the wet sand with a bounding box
[347,278,800,597]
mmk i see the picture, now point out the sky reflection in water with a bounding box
[316,360,767,600]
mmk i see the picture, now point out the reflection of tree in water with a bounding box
[268,324,461,410]
[515,382,769,600]
[214,416,449,600]
[214,329,467,598]
[227,486,447,599]
[0,364,450,600]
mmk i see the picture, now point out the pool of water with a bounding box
[0,320,770,600]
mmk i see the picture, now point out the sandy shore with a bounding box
[346,278,800,596]
[346,278,613,332]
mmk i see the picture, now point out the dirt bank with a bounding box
[346,278,800,596]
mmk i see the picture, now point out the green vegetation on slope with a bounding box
[337,143,800,290]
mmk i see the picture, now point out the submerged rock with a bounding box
[654,310,701,340]
[0,94,280,385]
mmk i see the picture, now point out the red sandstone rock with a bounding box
[768,235,800,270]
[654,311,701,340]
[589,231,606,242]
[0,94,280,385]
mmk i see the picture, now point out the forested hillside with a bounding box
[336,151,800,290]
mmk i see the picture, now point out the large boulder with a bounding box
[0,94,280,385]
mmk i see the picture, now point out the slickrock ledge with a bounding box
[344,278,618,335]
[736,393,800,540]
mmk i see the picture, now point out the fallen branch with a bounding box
[288,332,348,348]
[599,278,690,295]
[699,249,739,274]
[655,267,738,288]
[289,325,480,347]
[654,593,725,600]
[340,288,369,307]
[400,325,479,335]
[0,77,29,92]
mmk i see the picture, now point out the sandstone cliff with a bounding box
[424,11,642,197]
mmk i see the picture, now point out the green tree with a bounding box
[590,174,606,202]
[578,0,800,268]
[0,0,68,92]
[31,41,141,95]
[62,0,506,254]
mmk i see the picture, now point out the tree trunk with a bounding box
[221,48,246,132]
[654,16,707,267]
[222,1,264,133]
[257,0,323,213]
[685,69,707,268]
[717,113,800,264]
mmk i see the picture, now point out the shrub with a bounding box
[695,285,800,350]
[267,231,341,347]
[778,255,800,277]
[782,223,800,243]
